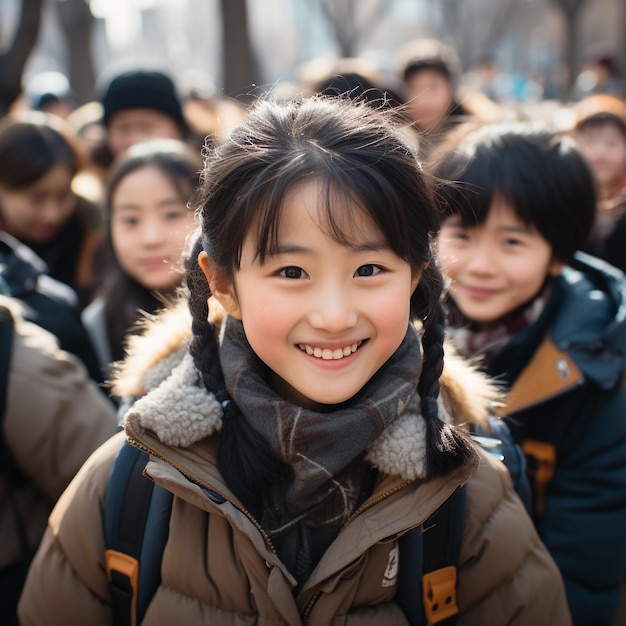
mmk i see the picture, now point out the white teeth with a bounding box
[299,341,362,360]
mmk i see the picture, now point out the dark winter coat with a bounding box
[0,231,103,383]
[489,252,626,626]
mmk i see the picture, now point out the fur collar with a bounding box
[116,301,499,482]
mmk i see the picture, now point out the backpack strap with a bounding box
[104,440,173,626]
[0,305,12,419]
[397,484,467,626]
[0,306,30,559]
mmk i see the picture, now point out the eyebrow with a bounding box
[113,198,185,212]
[443,217,532,234]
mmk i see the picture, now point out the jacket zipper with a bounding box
[301,479,412,624]
[125,434,277,553]
[344,479,412,525]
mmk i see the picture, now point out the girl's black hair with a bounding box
[433,121,597,263]
[0,111,83,190]
[96,138,201,363]
[187,96,476,514]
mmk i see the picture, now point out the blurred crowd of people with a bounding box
[2,36,626,626]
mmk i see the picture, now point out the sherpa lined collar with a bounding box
[125,345,458,482]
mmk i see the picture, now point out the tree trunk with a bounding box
[551,0,588,99]
[0,0,44,116]
[55,0,96,105]
[220,0,259,102]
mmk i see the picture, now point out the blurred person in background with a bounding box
[575,52,626,100]
[571,94,626,273]
[82,138,200,383]
[99,68,189,163]
[0,293,117,626]
[434,121,626,626]
[0,111,103,306]
[0,231,103,383]
[24,71,75,120]
[298,55,403,109]
[395,38,473,160]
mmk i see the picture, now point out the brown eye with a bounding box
[279,266,306,279]
[355,264,381,277]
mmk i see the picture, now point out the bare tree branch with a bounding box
[55,0,96,105]
[0,0,44,115]
[471,0,521,68]
[316,0,393,57]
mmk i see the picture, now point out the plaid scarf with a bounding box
[445,281,553,367]
[219,316,422,536]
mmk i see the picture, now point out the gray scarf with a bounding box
[219,316,422,531]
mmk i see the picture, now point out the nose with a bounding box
[41,199,68,224]
[466,243,497,275]
[308,280,358,333]
[140,218,165,246]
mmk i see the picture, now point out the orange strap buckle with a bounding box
[105,549,139,625]
[522,439,556,518]
[422,565,458,625]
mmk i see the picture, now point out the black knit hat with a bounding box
[101,69,186,130]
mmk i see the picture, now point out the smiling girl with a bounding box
[20,97,569,625]
[82,138,200,377]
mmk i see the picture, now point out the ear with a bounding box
[198,251,242,320]
[547,257,565,278]
[411,261,429,294]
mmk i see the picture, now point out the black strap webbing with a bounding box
[0,306,14,430]
[397,485,467,626]
[104,441,172,626]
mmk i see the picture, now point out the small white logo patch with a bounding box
[382,545,399,587]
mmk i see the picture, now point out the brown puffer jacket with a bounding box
[0,297,118,571]
[18,305,572,625]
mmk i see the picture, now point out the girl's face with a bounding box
[575,124,626,196]
[203,178,421,411]
[110,164,196,292]
[437,199,563,328]
[404,69,454,132]
[0,164,76,243]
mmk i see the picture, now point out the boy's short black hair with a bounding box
[395,38,462,86]
[572,94,626,138]
[574,111,626,139]
[433,122,597,263]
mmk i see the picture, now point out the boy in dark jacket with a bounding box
[434,122,626,626]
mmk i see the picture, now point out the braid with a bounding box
[415,264,477,477]
[185,237,292,516]
[185,239,223,391]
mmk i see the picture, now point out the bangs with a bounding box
[576,112,626,138]
[438,144,542,231]
[249,167,415,266]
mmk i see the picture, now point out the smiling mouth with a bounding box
[298,341,364,360]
